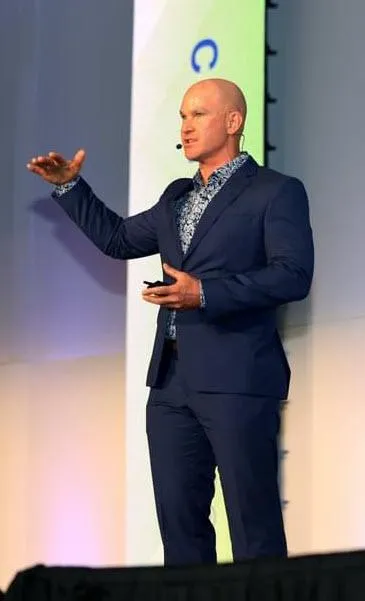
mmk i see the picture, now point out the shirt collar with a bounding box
[192,152,249,190]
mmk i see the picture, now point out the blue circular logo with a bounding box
[191,39,219,73]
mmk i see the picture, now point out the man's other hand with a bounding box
[27,149,86,184]
[142,263,201,310]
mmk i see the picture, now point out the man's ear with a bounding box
[227,110,243,135]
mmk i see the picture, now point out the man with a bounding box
[27,78,314,565]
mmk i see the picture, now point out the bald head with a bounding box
[184,78,247,133]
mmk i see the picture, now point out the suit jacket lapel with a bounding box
[183,156,258,263]
[162,178,193,268]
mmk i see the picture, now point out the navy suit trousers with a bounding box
[146,345,287,565]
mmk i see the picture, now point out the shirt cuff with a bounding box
[53,176,80,197]
[199,280,206,309]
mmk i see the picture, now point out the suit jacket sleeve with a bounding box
[202,178,314,320]
[52,176,159,259]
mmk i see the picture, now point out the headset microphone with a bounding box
[176,143,182,150]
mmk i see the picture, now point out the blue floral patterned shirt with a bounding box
[165,152,248,338]
[54,152,249,340]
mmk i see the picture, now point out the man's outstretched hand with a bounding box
[142,263,201,310]
[27,149,86,185]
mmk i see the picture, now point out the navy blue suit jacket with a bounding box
[54,156,314,398]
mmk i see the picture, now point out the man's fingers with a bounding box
[27,163,47,176]
[31,156,51,165]
[73,149,86,167]
[29,156,61,171]
[163,263,180,279]
[29,149,85,171]
[143,294,180,307]
[143,284,174,297]
[48,152,67,165]
[27,163,58,181]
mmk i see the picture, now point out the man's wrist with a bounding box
[53,176,80,197]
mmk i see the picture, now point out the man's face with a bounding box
[179,84,229,163]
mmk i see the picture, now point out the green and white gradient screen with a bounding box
[125,0,266,564]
